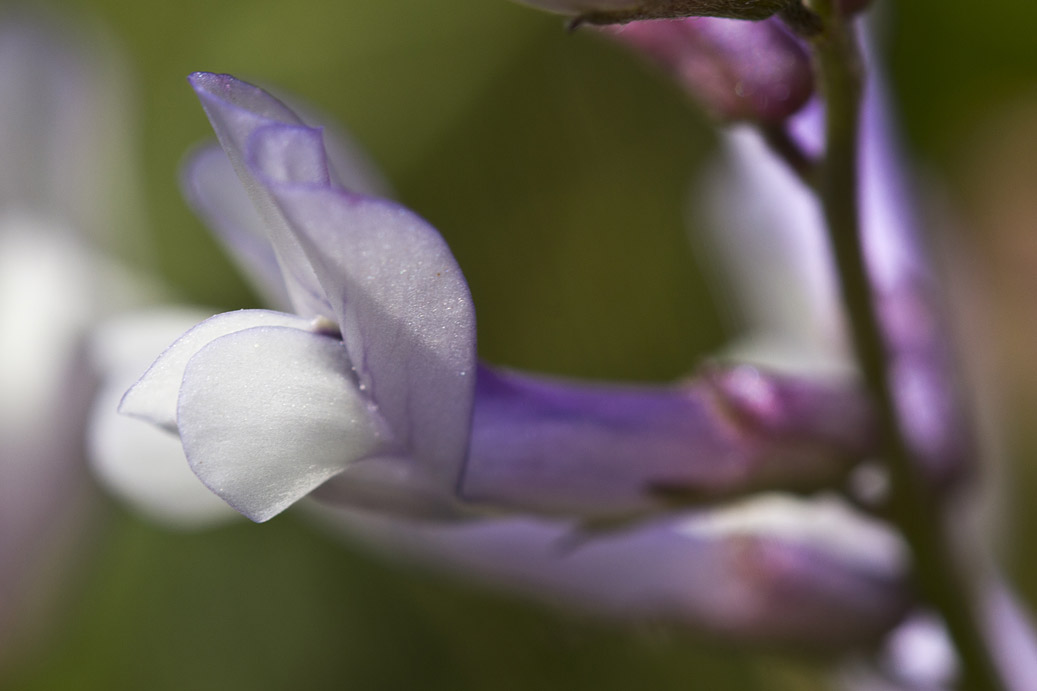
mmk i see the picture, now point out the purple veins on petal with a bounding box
[457,365,874,518]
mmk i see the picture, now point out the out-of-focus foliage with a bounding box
[7,0,1037,688]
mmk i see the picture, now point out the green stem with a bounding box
[805,3,1004,688]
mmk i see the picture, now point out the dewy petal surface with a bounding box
[177,325,393,522]
[120,309,315,432]
[249,123,477,498]
[189,72,332,319]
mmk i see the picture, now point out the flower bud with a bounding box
[512,0,791,24]
[603,17,813,122]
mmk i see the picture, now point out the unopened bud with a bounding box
[512,0,792,25]
[603,17,813,122]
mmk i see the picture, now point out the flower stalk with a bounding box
[805,2,1004,688]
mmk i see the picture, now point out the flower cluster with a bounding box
[82,0,1036,687]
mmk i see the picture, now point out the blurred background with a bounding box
[3,0,1037,688]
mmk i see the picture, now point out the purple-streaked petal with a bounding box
[119,309,316,432]
[177,325,395,522]
[249,124,477,497]
[458,365,873,517]
[189,72,332,319]
[181,144,291,310]
[604,17,813,123]
[321,493,908,648]
[88,309,238,528]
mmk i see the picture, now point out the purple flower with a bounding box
[113,74,878,526]
[120,73,479,522]
[0,11,144,666]
[94,71,917,647]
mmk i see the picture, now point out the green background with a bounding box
[8,0,1037,688]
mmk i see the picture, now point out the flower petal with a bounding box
[459,365,872,516]
[250,124,477,497]
[88,308,238,528]
[181,144,291,310]
[697,125,848,372]
[181,126,391,312]
[177,325,394,522]
[189,72,332,319]
[603,17,813,123]
[321,493,908,648]
[120,309,316,432]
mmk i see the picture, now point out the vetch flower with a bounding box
[0,11,147,669]
[113,74,880,527]
[120,73,479,523]
[98,71,916,650]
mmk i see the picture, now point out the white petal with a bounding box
[177,325,394,522]
[120,309,314,431]
[0,214,95,441]
[697,126,848,367]
[262,179,477,493]
[90,381,237,528]
[88,308,237,527]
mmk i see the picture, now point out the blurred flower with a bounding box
[0,10,147,669]
[602,17,813,122]
[696,59,974,490]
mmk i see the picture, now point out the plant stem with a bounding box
[805,3,1005,688]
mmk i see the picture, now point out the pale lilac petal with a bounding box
[249,124,476,495]
[189,72,332,319]
[177,325,395,522]
[181,128,390,312]
[459,365,872,516]
[858,67,974,488]
[181,144,291,310]
[981,579,1037,691]
[119,309,315,431]
[321,493,907,647]
[88,309,238,527]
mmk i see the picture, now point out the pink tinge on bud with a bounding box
[603,17,813,123]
